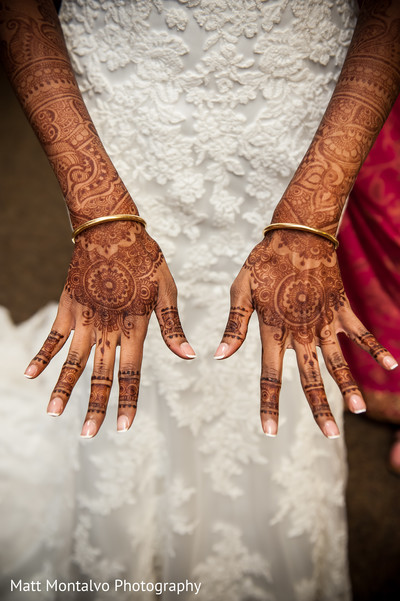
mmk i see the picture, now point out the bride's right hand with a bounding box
[24,221,195,438]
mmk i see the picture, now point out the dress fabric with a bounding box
[0,1,357,600]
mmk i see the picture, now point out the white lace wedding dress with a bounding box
[0,1,357,599]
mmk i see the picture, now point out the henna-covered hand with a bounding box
[215,230,397,438]
[214,0,400,439]
[24,222,195,438]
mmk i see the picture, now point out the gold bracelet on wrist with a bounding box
[71,214,147,244]
[263,222,339,249]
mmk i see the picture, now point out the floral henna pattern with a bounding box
[118,370,140,410]
[66,225,162,338]
[246,233,346,346]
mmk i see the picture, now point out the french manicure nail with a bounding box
[264,419,277,437]
[180,342,196,358]
[117,415,130,432]
[214,343,228,360]
[384,356,398,370]
[81,420,97,439]
[323,420,340,439]
[24,365,38,378]
[349,394,366,414]
[47,397,63,416]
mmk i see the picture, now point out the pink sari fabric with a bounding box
[337,94,400,421]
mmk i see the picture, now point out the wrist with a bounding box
[65,175,140,230]
[263,223,339,250]
[271,183,344,236]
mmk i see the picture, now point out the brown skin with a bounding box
[1,1,400,439]
[216,0,400,438]
[0,0,194,437]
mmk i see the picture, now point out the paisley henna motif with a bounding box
[0,1,139,226]
[272,0,400,234]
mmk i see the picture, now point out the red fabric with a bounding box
[338,95,400,393]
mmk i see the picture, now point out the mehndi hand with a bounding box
[24,222,195,438]
[215,230,397,438]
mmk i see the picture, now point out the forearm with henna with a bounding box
[218,0,400,438]
[0,0,137,226]
[1,0,193,437]
[272,0,400,233]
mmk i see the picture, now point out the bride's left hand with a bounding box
[214,229,398,438]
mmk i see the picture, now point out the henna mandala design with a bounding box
[85,262,135,310]
[66,228,162,336]
[247,234,345,345]
[275,275,324,327]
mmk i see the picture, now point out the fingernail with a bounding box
[323,420,340,439]
[80,420,97,439]
[24,364,38,378]
[263,419,278,437]
[180,342,196,358]
[384,356,398,370]
[349,394,366,414]
[214,343,228,360]
[117,415,130,432]
[47,397,63,416]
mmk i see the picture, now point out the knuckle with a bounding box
[229,279,241,299]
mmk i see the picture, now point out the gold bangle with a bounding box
[263,222,339,249]
[72,214,147,243]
